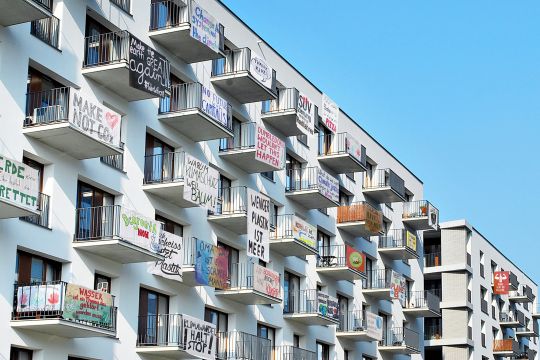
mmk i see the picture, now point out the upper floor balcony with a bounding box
[149,0,225,63]
[336,310,380,342]
[316,244,367,282]
[336,201,383,237]
[219,122,285,173]
[362,169,406,203]
[533,304,540,319]
[20,192,51,229]
[0,0,52,26]
[402,290,441,317]
[363,268,393,301]
[402,200,439,230]
[318,132,367,174]
[516,321,539,338]
[159,82,233,142]
[283,289,340,326]
[23,87,123,159]
[215,262,281,305]
[377,229,419,260]
[83,31,170,101]
[273,346,316,360]
[493,339,520,357]
[31,14,60,49]
[509,285,535,303]
[11,280,116,338]
[73,205,164,263]
[211,48,277,103]
[379,327,421,355]
[269,215,318,257]
[499,310,525,328]
[207,186,248,234]
[285,167,340,209]
[261,88,317,136]
[0,156,41,219]
[216,331,271,360]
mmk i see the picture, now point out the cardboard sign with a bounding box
[494,271,510,295]
[128,34,170,98]
[190,2,220,53]
[68,88,122,148]
[255,125,285,169]
[250,53,273,89]
[182,314,217,360]
[201,85,230,128]
[365,205,382,234]
[17,283,63,312]
[246,189,270,262]
[119,208,161,253]
[253,264,280,298]
[317,169,339,203]
[0,155,39,212]
[63,284,114,326]
[183,154,220,212]
[366,312,383,341]
[346,245,366,274]
[149,231,183,282]
[195,239,229,289]
[296,92,315,135]
[321,93,338,134]
[292,216,316,248]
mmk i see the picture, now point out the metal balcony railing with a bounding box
[273,345,316,360]
[499,310,525,325]
[493,339,519,353]
[402,200,438,220]
[424,324,442,340]
[12,280,117,332]
[31,0,52,11]
[317,245,365,275]
[285,167,338,199]
[74,205,121,241]
[137,314,185,347]
[337,201,382,225]
[318,132,366,166]
[182,237,197,267]
[143,152,185,184]
[363,168,405,198]
[262,88,311,114]
[83,30,130,68]
[270,215,317,251]
[284,289,338,321]
[227,262,281,298]
[364,268,392,290]
[20,192,50,228]
[510,285,535,302]
[24,87,69,127]
[216,331,271,360]
[337,310,366,332]
[380,327,420,352]
[100,142,125,170]
[377,229,417,254]
[212,186,247,216]
[424,252,441,267]
[404,291,440,313]
[31,15,60,48]
[219,122,256,151]
[509,272,519,289]
[481,299,488,314]
[110,0,130,13]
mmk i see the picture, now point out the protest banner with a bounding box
[149,230,183,282]
[246,189,270,262]
[253,264,280,298]
[0,155,39,212]
[182,314,217,360]
[183,154,219,212]
[195,238,229,289]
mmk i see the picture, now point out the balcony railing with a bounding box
[137,313,185,347]
[493,339,519,353]
[424,324,442,340]
[262,88,300,114]
[363,168,405,197]
[220,122,256,151]
[500,310,525,325]
[338,310,366,332]
[273,345,316,360]
[337,201,382,227]
[377,229,418,254]
[481,299,488,314]
[317,245,365,275]
[284,289,339,322]
[364,268,392,290]
[404,291,440,313]
[83,30,130,68]
[100,142,124,171]
[12,280,117,332]
[182,236,197,267]
[227,262,281,298]
[31,15,60,48]
[318,132,367,167]
[20,192,50,228]
[212,186,247,216]
[403,200,438,218]
[285,167,338,201]
[74,205,121,241]
[111,0,130,13]
[24,87,69,126]
[143,152,185,184]
[510,285,535,302]
[216,331,271,360]
[424,252,441,267]
[31,0,53,11]
[380,327,420,352]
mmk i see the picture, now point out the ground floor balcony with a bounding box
[316,245,367,282]
[363,269,394,300]
[0,0,51,26]
[379,327,420,354]
[402,200,439,230]
[207,186,248,234]
[336,310,379,341]
[336,201,383,237]
[285,167,340,209]
[362,168,406,203]
[493,339,520,357]
[216,331,271,360]
[318,132,367,174]
[377,229,419,260]
[273,345,316,360]
[261,88,313,136]
[403,291,441,317]
[269,215,318,257]
[11,281,116,338]
[283,289,340,326]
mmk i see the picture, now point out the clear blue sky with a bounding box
[222,0,540,281]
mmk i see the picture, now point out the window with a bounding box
[10,347,32,360]
[150,0,183,30]
[317,231,331,258]
[293,334,300,348]
[205,307,228,333]
[285,154,303,191]
[297,134,308,146]
[216,175,232,214]
[316,342,329,360]
[76,181,114,239]
[15,250,61,285]
[479,251,485,278]
[156,215,183,237]
[261,171,274,181]
[344,350,349,360]
[257,323,275,348]
[84,16,113,66]
[145,133,175,183]
[217,242,238,283]
[269,203,278,230]
[20,157,49,227]
[138,288,169,345]
[339,191,350,206]
[337,294,348,328]
[318,123,332,155]
[94,273,111,293]
[284,271,300,313]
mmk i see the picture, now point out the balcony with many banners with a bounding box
[73,205,164,263]
[402,290,441,318]
[402,200,439,230]
[283,289,341,326]
[376,229,419,260]
[11,281,117,338]
[0,0,52,26]
[336,201,384,238]
[158,82,233,142]
[285,167,340,209]
[317,132,367,174]
[273,345,316,360]
[493,339,520,357]
[216,331,271,360]
[316,245,367,282]
[378,327,421,354]
[362,168,406,203]
[207,186,248,234]
[336,310,380,341]
[269,214,319,257]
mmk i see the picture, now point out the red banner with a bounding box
[346,245,366,273]
[493,271,510,295]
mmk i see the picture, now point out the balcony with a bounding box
[261,88,316,136]
[424,252,441,267]
[215,263,282,305]
[219,122,284,173]
[216,331,271,360]
[336,201,383,237]
[363,269,393,300]
[31,15,60,48]
[424,324,442,341]
[402,200,439,230]
[11,281,116,338]
[377,229,419,260]
[0,156,41,219]
[149,0,224,63]
[316,245,367,281]
[269,215,318,257]
[362,169,406,203]
[283,289,340,326]
[73,205,164,263]
[379,327,420,354]
[493,339,519,357]
[533,304,540,319]
[516,321,539,337]
[207,186,248,234]
[273,346,316,360]
[83,31,170,101]
[403,291,441,317]
[318,133,367,174]
[0,0,52,26]
[285,167,340,209]
[336,310,378,341]
[23,87,124,159]
[509,285,535,303]
[158,83,233,142]
[20,192,51,228]
[499,311,525,328]
[211,47,277,103]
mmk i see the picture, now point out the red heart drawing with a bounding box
[105,112,120,129]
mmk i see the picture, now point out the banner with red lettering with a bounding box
[253,264,280,298]
[255,125,285,169]
[494,271,510,295]
[321,93,338,134]
[63,283,114,326]
[119,207,161,253]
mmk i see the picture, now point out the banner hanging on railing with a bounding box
[119,207,161,253]
[182,314,217,360]
[317,169,339,203]
[297,92,315,135]
[365,205,382,234]
[63,283,114,326]
[255,125,285,170]
[390,270,405,302]
[346,245,366,274]
[183,154,220,212]
[345,134,363,165]
[0,155,39,213]
[190,2,220,53]
[253,264,280,298]
[494,271,510,295]
[292,216,316,248]
[321,93,338,134]
[195,238,229,289]
[366,312,383,341]
[317,292,340,321]
[148,230,183,282]
[406,231,417,252]
[250,53,273,89]
[246,188,270,262]
[428,203,438,230]
[201,85,229,128]
[16,283,64,312]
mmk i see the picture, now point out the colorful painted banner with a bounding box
[292,216,316,249]
[317,168,339,203]
[346,245,366,274]
[253,264,280,298]
[365,205,382,234]
[182,314,217,360]
[128,34,170,98]
[345,134,363,164]
[201,85,230,128]
[428,203,439,230]
[16,283,63,312]
[195,238,229,289]
[321,93,338,134]
[68,88,122,148]
[296,92,315,135]
[390,270,404,301]
[317,292,340,321]
[63,283,114,326]
[183,154,220,212]
[406,231,417,251]
[250,53,273,89]
[247,189,270,263]
[366,312,383,341]
[255,125,285,169]
[494,271,510,295]
[148,231,183,282]
[0,155,39,212]
[119,207,161,253]
[190,2,220,53]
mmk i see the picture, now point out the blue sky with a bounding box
[222,0,540,281]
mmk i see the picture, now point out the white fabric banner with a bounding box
[246,188,270,262]
[183,154,220,212]
[317,169,339,203]
[119,207,160,253]
[321,93,338,134]
[190,1,220,53]
[255,125,285,169]
[0,155,40,212]
[296,92,315,135]
[182,314,217,360]
[250,53,274,89]
[366,312,383,341]
[201,85,229,128]
[148,231,183,282]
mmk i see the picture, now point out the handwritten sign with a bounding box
[183,154,219,212]
[296,92,315,135]
[63,284,114,326]
[494,271,510,295]
[255,125,284,169]
[345,134,363,165]
[0,155,39,212]
[182,314,216,360]
[292,216,316,248]
[128,34,170,98]
[250,53,273,89]
[317,168,339,203]
[190,2,220,53]
[195,238,229,289]
[253,264,280,298]
[321,93,338,134]
[367,312,383,341]
[201,85,230,128]
[247,189,270,263]
[119,208,161,253]
[148,231,183,282]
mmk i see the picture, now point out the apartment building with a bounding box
[423,220,539,359]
